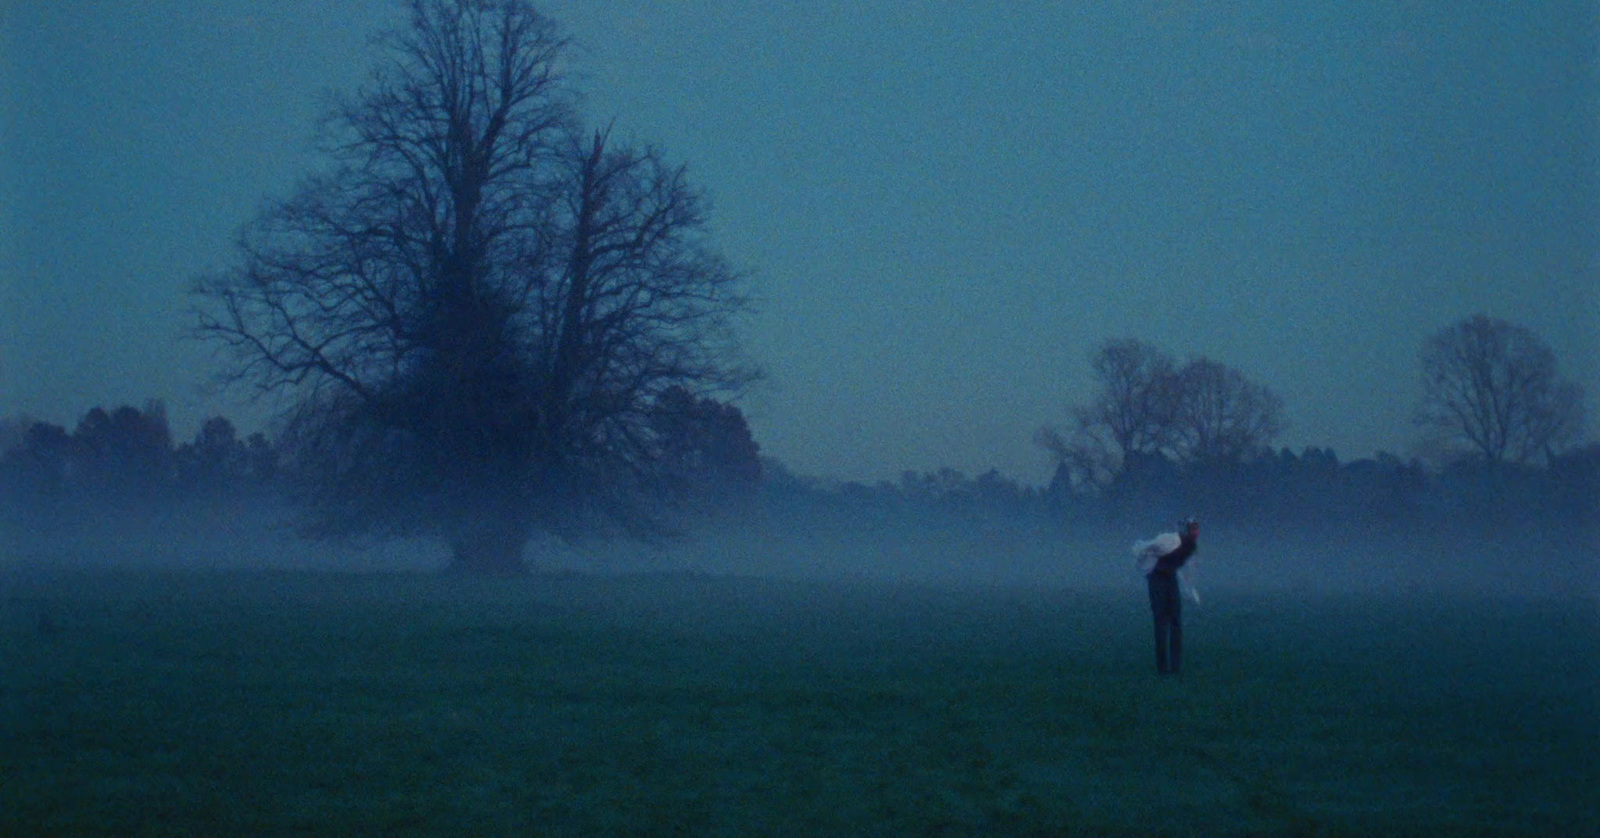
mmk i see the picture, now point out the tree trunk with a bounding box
[447,513,531,575]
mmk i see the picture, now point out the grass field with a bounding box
[2,566,1595,836]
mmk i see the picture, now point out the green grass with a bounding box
[2,568,1595,836]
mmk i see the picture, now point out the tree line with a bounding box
[0,404,275,525]
[1038,315,1586,494]
[0,386,761,530]
[1022,313,1591,529]
[763,442,1594,537]
[2,309,1591,545]
[6,1,1590,568]
[4,381,1590,542]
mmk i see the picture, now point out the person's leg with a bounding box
[1149,574,1172,674]
[1168,592,1183,674]
[1147,575,1162,672]
[1153,611,1170,674]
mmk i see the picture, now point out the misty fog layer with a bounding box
[6,485,1593,603]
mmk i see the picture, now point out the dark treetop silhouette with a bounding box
[195,0,752,574]
[1416,314,1585,469]
[1037,339,1285,493]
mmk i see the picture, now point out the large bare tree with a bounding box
[1169,357,1285,465]
[1039,340,1286,488]
[1037,338,1181,490]
[196,0,751,573]
[1415,314,1584,467]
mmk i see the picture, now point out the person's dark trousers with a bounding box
[1147,571,1182,674]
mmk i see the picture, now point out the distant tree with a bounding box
[0,415,28,458]
[1546,443,1600,518]
[1037,338,1181,491]
[0,421,73,511]
[1169,357,1286,465]
[72,402,173,500]
[899,467,974,505]
[1415,314,1586,467]
[1335,452,1430,522]
[650,386,761,503]
[1040,340,1285,494]
[195,0,751,573]
[175,416,250,496]
[243,432,278,486]
[970,468,1030,514]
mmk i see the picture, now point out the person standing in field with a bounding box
[1132,517,1200,676]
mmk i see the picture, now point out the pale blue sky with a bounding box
[3,1,1595,483]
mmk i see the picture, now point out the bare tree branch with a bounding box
[1416,314,1586,467]
[193,0,753,573]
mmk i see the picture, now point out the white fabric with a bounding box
[1131,531,1200,604]
[1131,532,1180,574]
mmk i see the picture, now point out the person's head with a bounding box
[1180,517,1199,537]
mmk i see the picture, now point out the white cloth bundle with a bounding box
[1131,531,1200,604]
[1132,532,1181,575]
